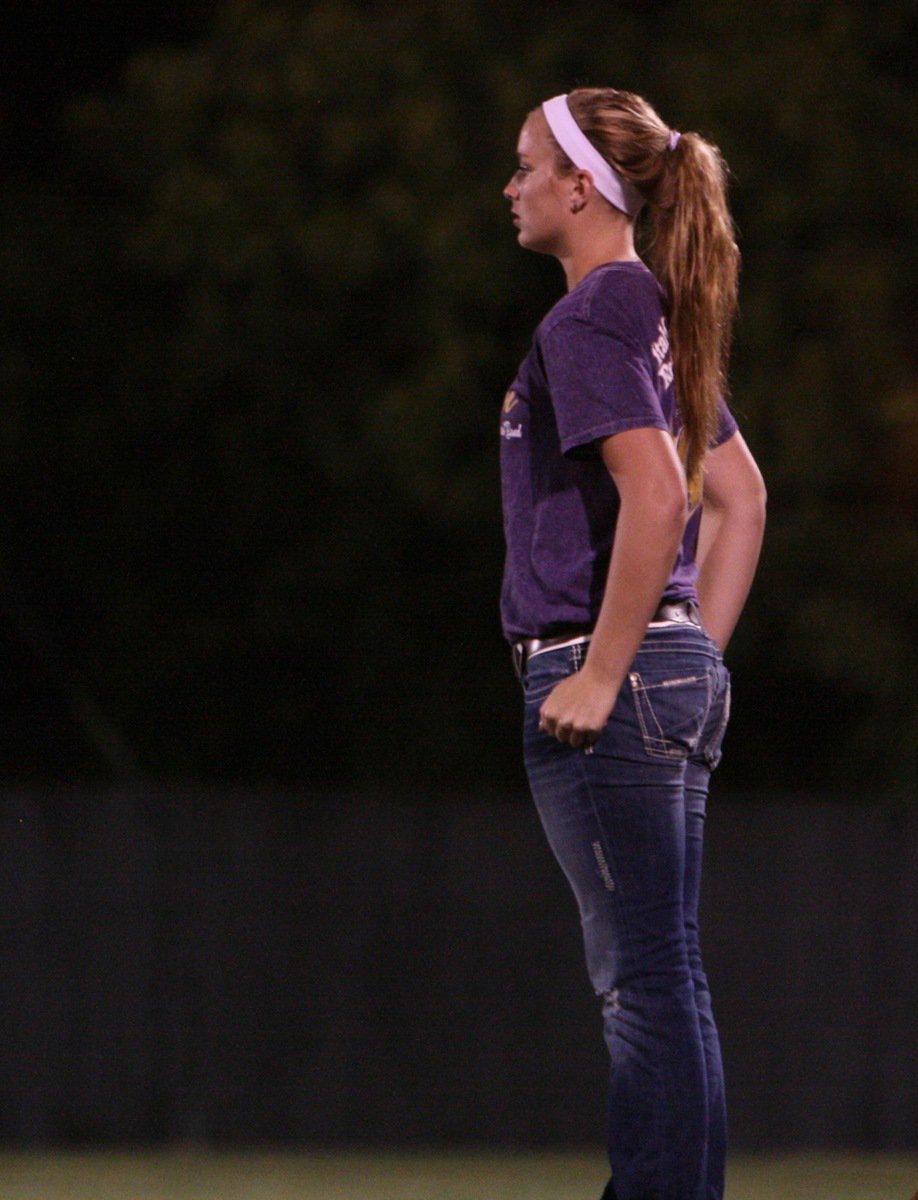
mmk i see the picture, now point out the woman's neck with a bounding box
[559,220,639,291]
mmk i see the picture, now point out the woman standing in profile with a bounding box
[500,89,766,1200]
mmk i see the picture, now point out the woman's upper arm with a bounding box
[599,427,687,502]
[702,430,767,512]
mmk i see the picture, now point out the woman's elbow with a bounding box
[748,466,767,527]
[621,474,687,540]
[731,481,767,533]
[661,478,692,538]
[708,461,767,527]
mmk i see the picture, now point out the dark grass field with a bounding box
[0,1150,914,1199]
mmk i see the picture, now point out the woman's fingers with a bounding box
[539,711,598,747]
[540,673,618,746]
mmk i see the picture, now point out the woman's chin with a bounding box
[517,229,556,256]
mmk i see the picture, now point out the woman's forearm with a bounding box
[536,429,689,747]
[696,500,765,651]
[694,430,767,652]
[584,489,686,688]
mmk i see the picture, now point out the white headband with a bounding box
[541,94,644,217]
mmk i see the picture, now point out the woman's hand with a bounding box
[538,663,621,750]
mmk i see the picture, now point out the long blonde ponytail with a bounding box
[556,89,740,504]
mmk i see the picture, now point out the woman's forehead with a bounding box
[517,108,550,156]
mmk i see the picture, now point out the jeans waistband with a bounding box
[511,599,701,680]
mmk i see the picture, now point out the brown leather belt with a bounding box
[511,599,701,679]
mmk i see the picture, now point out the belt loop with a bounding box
[512,642,526,682]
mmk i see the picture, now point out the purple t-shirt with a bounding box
[500,260,737,641]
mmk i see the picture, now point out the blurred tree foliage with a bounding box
[0,0,914,796]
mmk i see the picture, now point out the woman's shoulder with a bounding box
[538,260,665,341]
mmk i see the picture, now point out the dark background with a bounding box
[1,0,915,797]
[0,0,915,1154]
[1,791,916,1149]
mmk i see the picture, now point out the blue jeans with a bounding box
[520,623,730,1200]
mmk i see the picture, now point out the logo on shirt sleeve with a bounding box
[502,389,519,413]
[651,318,674,389]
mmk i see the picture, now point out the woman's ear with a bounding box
[570,170,592,212]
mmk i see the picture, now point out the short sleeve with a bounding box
[712,396,738,447]
[539,316,669,458]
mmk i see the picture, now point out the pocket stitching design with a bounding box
[629,670,712,760]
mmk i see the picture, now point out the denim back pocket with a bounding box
[628,668,714,760]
